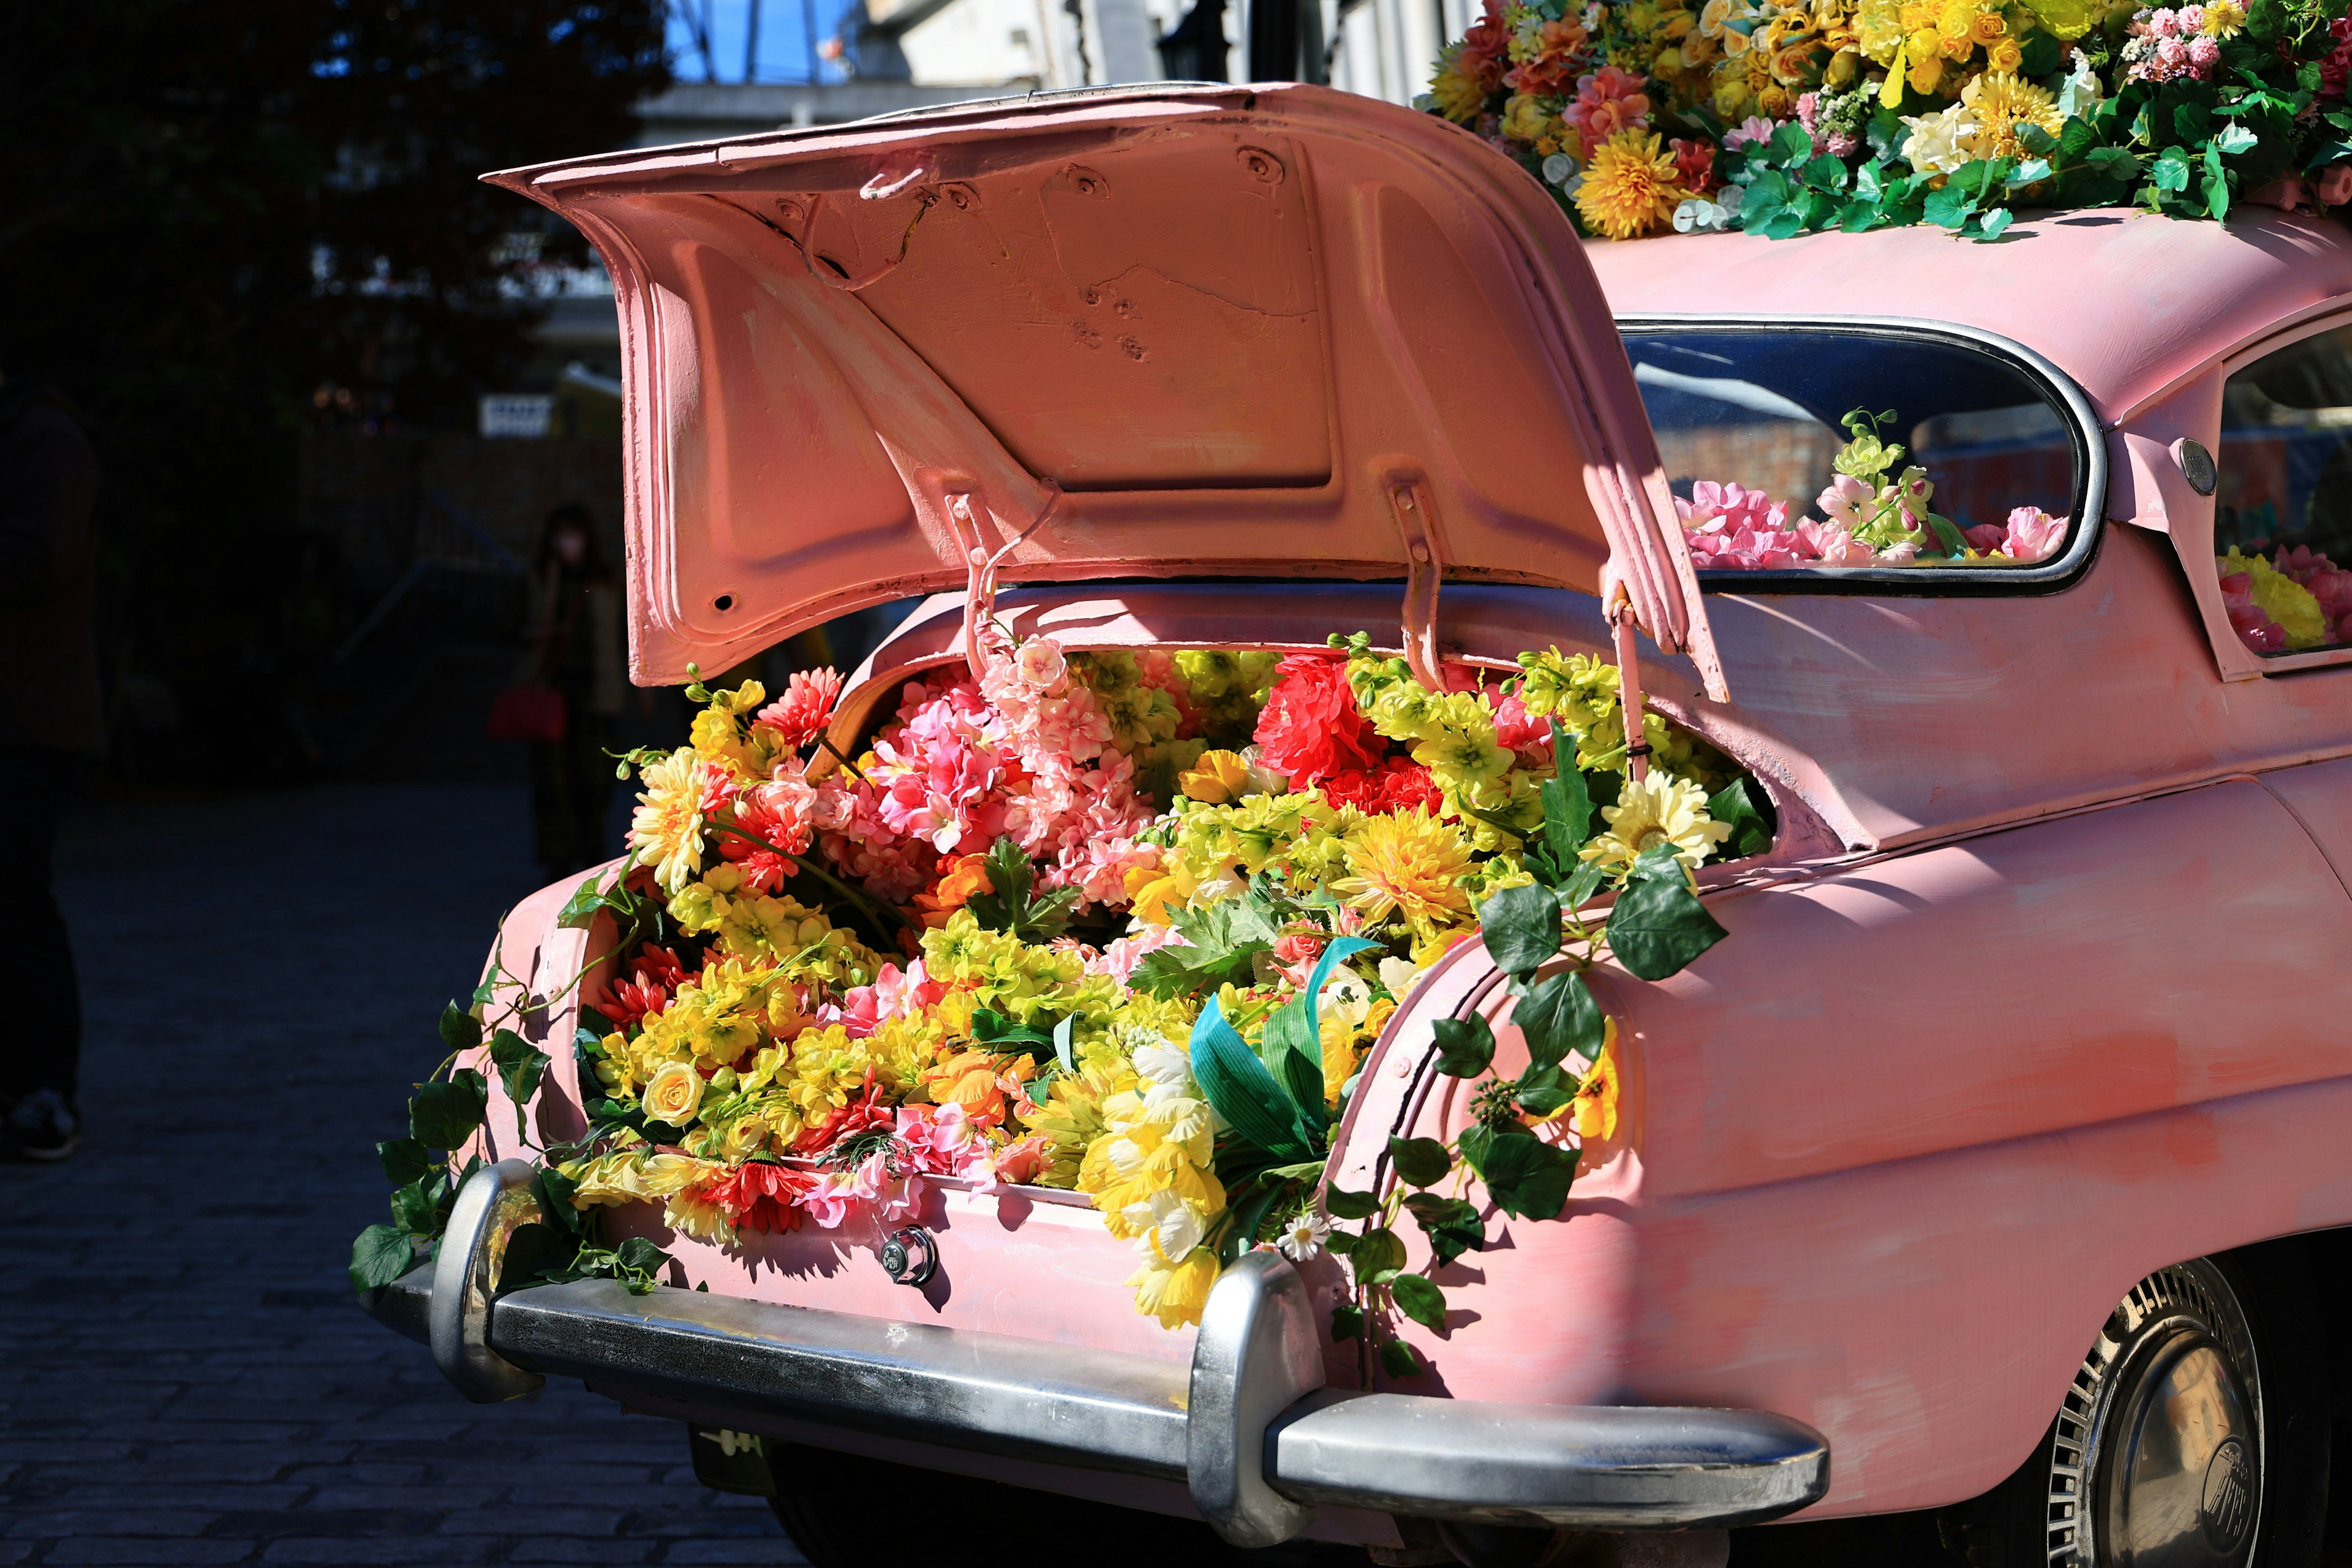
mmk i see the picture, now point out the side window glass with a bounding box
[2215,328,2352,655]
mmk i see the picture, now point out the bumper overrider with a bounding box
[363,1161,1829,1547]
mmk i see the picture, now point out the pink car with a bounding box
[366,81,2352,1568]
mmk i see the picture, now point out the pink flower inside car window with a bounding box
[1624,327,2081,578]
[2215,326,2352,655]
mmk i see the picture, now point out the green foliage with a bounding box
[438,1001,483,1054]
[1404,1194,1485,1266]
[1477,883,1564,977]
[348,1224,415,1293]
[1127,895,1278,998]
[1389,1273,1448,1331]
[410,1069,488,1151]
[1460,1124,1580,1220]
[1379,1340,1425,1378]
[965,836,1079,944]
[1512,970,1604,1068]
[1431,1015,1498,1077]
[1706,777,1776,861]
[487,1029,549,1112]
[1602,854,1729,981]
[377,1137,432,1186]
[1388,1136,1454,1188]
[1349,1227,1408,1286]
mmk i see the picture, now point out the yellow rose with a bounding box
[1988,36,2022,68]
[642,1061,707,1127]
[1970,7,2006,40]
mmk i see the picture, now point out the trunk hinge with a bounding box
[1387,478,1446,692]
[1610,592,1651,784]
[946,488,1061,677]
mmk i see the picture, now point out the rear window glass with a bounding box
[1623,325,2090,585]
[2215,326,2352,655]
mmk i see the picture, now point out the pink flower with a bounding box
[1798,519,1875,566]
[1013,636,1069,691]
[1561,66,1651,147]
[753,667,844,750]
[2188,34,2220,67]
[1087,923,1189,983]
[2002,507,2067,563]
[1490,692,1550,753]
[1816,472,1873,530]
[1722,115,1780,150]
[2222,570,2288,652]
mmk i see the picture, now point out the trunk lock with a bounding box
[880,1225,938,1286]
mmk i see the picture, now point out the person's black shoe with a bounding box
[4,1089,80,1161]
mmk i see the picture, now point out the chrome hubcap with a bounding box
[2046,1261,2263,1568]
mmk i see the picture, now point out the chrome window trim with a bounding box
[1614,312,2108,598]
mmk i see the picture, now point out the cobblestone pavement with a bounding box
[0,786,804,1567]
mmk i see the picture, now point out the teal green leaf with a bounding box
[1188,998,1315,1161]
[1389,1272,1448,1331]
[1379,1340,1425,1378]
[2216,123,2259,155]
[2085,145,2139,179]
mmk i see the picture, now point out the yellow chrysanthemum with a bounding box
[1959,71,2062,160]
[562,1150,699,1207]
[1580,772,1733,870]
[628,752,719,894]
[1332,807,1476,941]
[2199,0,2244,35]
[1574,130,1688,241]
[1430,48,1490,123]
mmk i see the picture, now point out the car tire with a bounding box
[761,1439,1371,1567]
[1937,1241,2328,1568]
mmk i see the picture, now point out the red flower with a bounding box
[1253,654,1381,785]
[793,1071,894,1156]
[753,666,845,750]
[1322,757,1445,816]
[720,783,814,892]
[595,944,692,1028]
[705,1161,818,1234]
[1670,137,1720,197]
[1490,693,1550,754]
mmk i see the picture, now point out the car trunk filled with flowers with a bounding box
[353,619,1762,1371]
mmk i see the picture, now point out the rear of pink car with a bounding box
[361,80,2352,1568]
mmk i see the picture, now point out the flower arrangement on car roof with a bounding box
[353,622,1762,1371]
[1426,0,2352,241]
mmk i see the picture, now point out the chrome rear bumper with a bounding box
[364,1161,1828,1544]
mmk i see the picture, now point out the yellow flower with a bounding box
[1580,772,1733,870]
[1572,1017,1621,1142]
[629,752,722,895]
[1969,6,2006,42]
[1123,854,1197,926]
[1430,48,1490,123]
[1128,1244,1222,1330]
[2225,549,2328,649]
[1574,130,1689,241]
[1986,36,2022,69]
[664,1183,734,1241]
[1333,807,1476,941]
[1501,93,1555,145]
[641,1061,707,1126]
[1959,70,2062,160]
[1177,749,1253,804]
[2199,0,2244,34]
[564,1150,698,1206]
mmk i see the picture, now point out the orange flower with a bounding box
[913,853,995,927]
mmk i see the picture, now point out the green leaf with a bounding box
[1052,1015,1076,1076]
[578,1006,616,1041]
[1539,723,1591,859]
[1512,970,1603,1069]
[1350,1227,1408,1285]
[1477,883,1562,978]
[2086,145,2139,179]
[1604,875,1728,981]
[1853,159,1885,199]
[534,1165,583,1234]
[1757,206,1809,241]
[965,835,1077,944]
[2205,172,2231,220]
[1769,121,1815,165]
[388,1175,440,1235]
[2152,152,2192,191]
[1836,199,1882,233]
[1331,1302,1365,1341]
[2216,123,2260,156]
[1458,1125,1580,1220]
[1389,1272,1448,1331]
[1705,777,1774,861]
[438,1001,483,1054]
[1188,998,1316,1161]
[410,1069,489,1150]
[1379,1339,1425,1378]
[2019,29,2062,75]
[1388,1135,1454,1188]
[1259,936,1379,1131]
[349,1224,415,1293]
[2059,116,2100,159]
[2016,121,2059,157]
[611,1235,672,1291]
[1558,859,1607,912]
[1512,1059,1576,1118]
[1801,153,1850,192]
[1923,183,1975,230]
[1325,1185,1381,1219]
[1403,1193,1485,1266]
[2175,101,2214,143]
[1128,897,1279,1000]
[557,875,609,930]
[1431,1015,1497,1078]
[488,1029,548,1111]
[378,1137,433,1187]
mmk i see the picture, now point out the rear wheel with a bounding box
[763,1439,1370,1567]
[1939,1243,2328,1568]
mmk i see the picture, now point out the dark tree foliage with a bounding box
[0,0,666,775]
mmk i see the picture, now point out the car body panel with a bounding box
[483,83,1724,695]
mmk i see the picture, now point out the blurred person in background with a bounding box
[521,502,624,884]
[0,369,103,1161]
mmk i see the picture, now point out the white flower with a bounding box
[1123,1189,1205,1262]
[1378,956,1423,1003]
[1899,102,1980,176]
[1131,1040,1196,1092]
[1318,968,1374,1030]
[1542,152,1578,186]
[2057,48,2105,118]
[1276,1211,1330,1262]
[1012,635,1068,691]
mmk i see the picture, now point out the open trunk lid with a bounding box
[486,82,1724,696]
